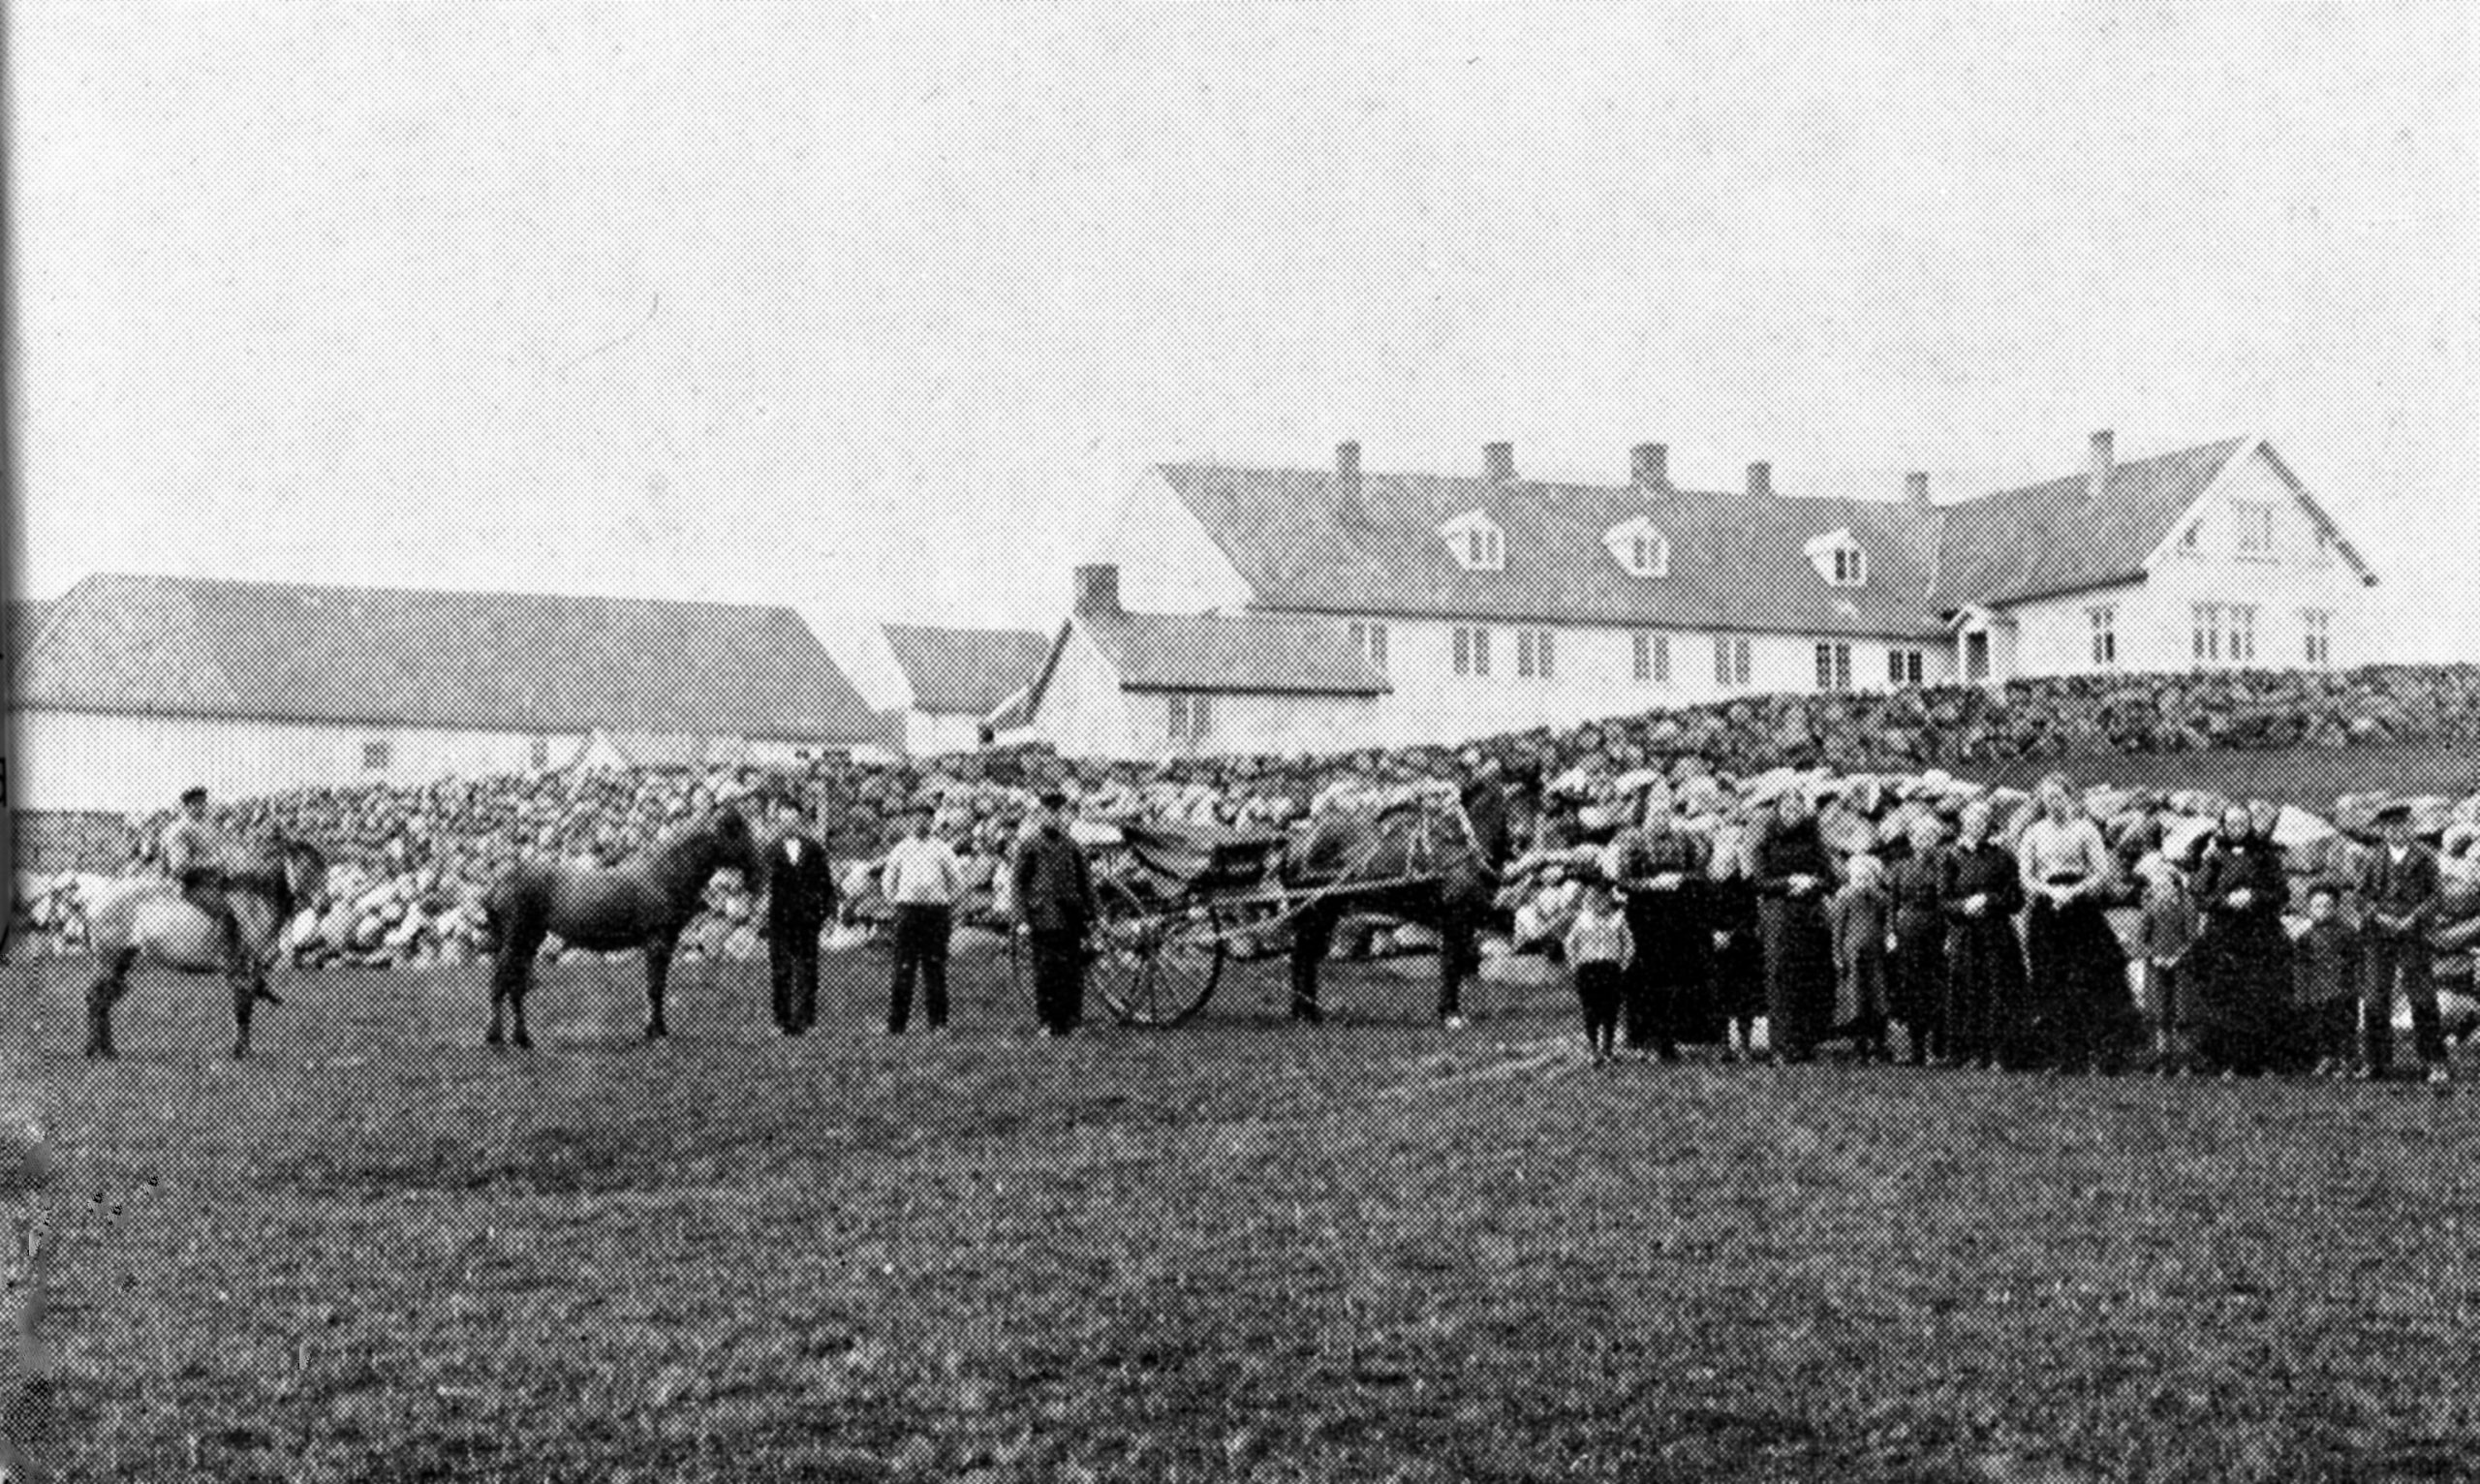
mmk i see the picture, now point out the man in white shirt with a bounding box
[880,802,963,1034]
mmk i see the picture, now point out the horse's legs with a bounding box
[84,948,138,1059]
[488,912,545,1049]
[230,970,258,1059]
[642,939,674,1041]
[1287,903,1332,1024]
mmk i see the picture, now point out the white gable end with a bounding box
[1603,516,1671,577]
[1439,510,1505,572]
[1802,528,1868,587]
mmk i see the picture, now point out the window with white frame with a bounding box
[362,739,390,771]
[2235,502,2277,561]
[2192,603,2259,665]
[1452,625,1492,678]
[1814,642,1852,692]
[1603,516,1671,578]
[1633,632,1670,684]
[1805,529,1869,587]
[2088,604,2118,667]
[1886,648,1925,687]
[1347,620,1389,670]
[2302,608,2333,666]
[1515,629,1556,680]
[2229,603,2258,663]
[1715,634,1752,687]
[1167,692,1213,744]
[1440,510,1505,572]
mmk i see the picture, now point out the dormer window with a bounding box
[1439,510,1505,572]
[1803,529,1868,587]
[1602,516,1671,578]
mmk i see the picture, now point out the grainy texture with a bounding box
[31,947,2480,1482]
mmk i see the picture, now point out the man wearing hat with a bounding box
[1011,788,1097,1037]
[761,792,837,1036]
[880,801,964,1035]
[163,786,244,982]
[2352,799,2448,1084]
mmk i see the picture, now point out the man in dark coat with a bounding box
[1459,757,1514,881]
[763,793,837,1036]
[1012,788,1098,1037]
[2354,800,2447,1084]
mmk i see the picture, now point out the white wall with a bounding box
[902,709,987,757]
[1134,690,1387,759]
[1103,469,1257,614]
[1026,629,1137,758]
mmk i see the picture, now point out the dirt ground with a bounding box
[21,943,2480,1482]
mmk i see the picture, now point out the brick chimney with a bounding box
[2088,429,2114,503]
[1631,443,1669,496]
[1483,442,1516,485]
[1747,460,1773,499]
[1071,563,1121,616]
[1906,471,1932,506]
[1334,440,1366,524]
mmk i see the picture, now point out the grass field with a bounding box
[27,941,2480,1482]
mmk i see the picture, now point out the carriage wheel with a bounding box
[1093,879,1226,1028]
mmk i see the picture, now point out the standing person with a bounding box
[162,786,245,983]
[1564,871,1633,1066]
[1886,813,1951,1066]
[1707,813,1765,1062]
[1752,790,1838,1065]
[1829,853,1893,1061]
[880,802,963,1036]
[2293,883,2363,1078]
[1604,796,1709,1062]
[762,793,838,1036]
[1447,757,1518,1031]
[2132,854,2201,1075]
[2188,805,2293,1076]
[1012,788,1098,1039]
[2018,775,2132,1073]
[2353,800,2448,1084]
[1940,800,2027,1071]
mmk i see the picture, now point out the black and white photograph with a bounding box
[7,3,2480,1478]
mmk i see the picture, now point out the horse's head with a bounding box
[280,839,331,915]
[702,807,765,887]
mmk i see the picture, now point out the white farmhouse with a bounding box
[1047,431,2378,754]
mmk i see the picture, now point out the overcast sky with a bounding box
[15,2,2478,662]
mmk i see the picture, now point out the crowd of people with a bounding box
[1561,771,2456,1082]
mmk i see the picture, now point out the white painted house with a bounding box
[1063,432,2378,752]
[12,573,883,812]
[869,623,1049,757]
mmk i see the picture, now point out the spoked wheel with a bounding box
[1093,876,1227,1027]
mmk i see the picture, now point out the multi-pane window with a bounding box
[1167,693,1213,745]
[2088,604,2118,667]
[2192,603,2260,665]
[1829,546,1868,586]
[362,739,390,771]
[2235,503,2277,560]
[1630,534,1669,577]
[1714,635,1752,687]
[1452,625,1493,678]
[1886,648,1925,687]
[1633,632,1670,684]
[1347,620,1389,670]
[1814,642,1852,692]
[2302,608,2333,666]
[1515,629,1556,679]
[1463,528,1504,570]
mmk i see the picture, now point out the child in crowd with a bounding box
[2132,852,2200,1075]
[1564,872,1634,1066]
[2293,882,2362,1077]
[1829,852,1893,1061]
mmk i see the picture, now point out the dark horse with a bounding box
[481,808,762,1047]
[1282,790,1499,1025]
[84,836,330,1060]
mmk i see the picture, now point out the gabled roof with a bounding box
[8,600,53,654]
[1156,463,1948,639]
[1024,606,1389,720]
[1930,438,2256,607]
[16,572,880,740]
[881,623,1049,716]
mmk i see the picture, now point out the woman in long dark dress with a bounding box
[1605,797,1710,1061]
[1885,812,1951,1066]
[1752,790,1839,1064]
[2017,774,2135,1072]
[1706,815,1765,1061]
[1940,799,2029,1070]
[2188,804,2294,1076]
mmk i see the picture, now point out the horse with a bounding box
[1280,789,1501,1025]
[83,837,330,1060]
[480,808,762,1047]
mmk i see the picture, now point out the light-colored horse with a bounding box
[480,809,763,1047]
[84,838,330,1060]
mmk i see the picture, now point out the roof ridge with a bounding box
[73,570,804,618]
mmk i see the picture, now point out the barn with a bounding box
[10,572,882,814]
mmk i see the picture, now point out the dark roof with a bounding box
[1081,610,1390,695]
[17,572,880,740]
[1158,463,1949,639]
[882,624,1049,715]
[1931,439,2248,607]
[8,600,53,654]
